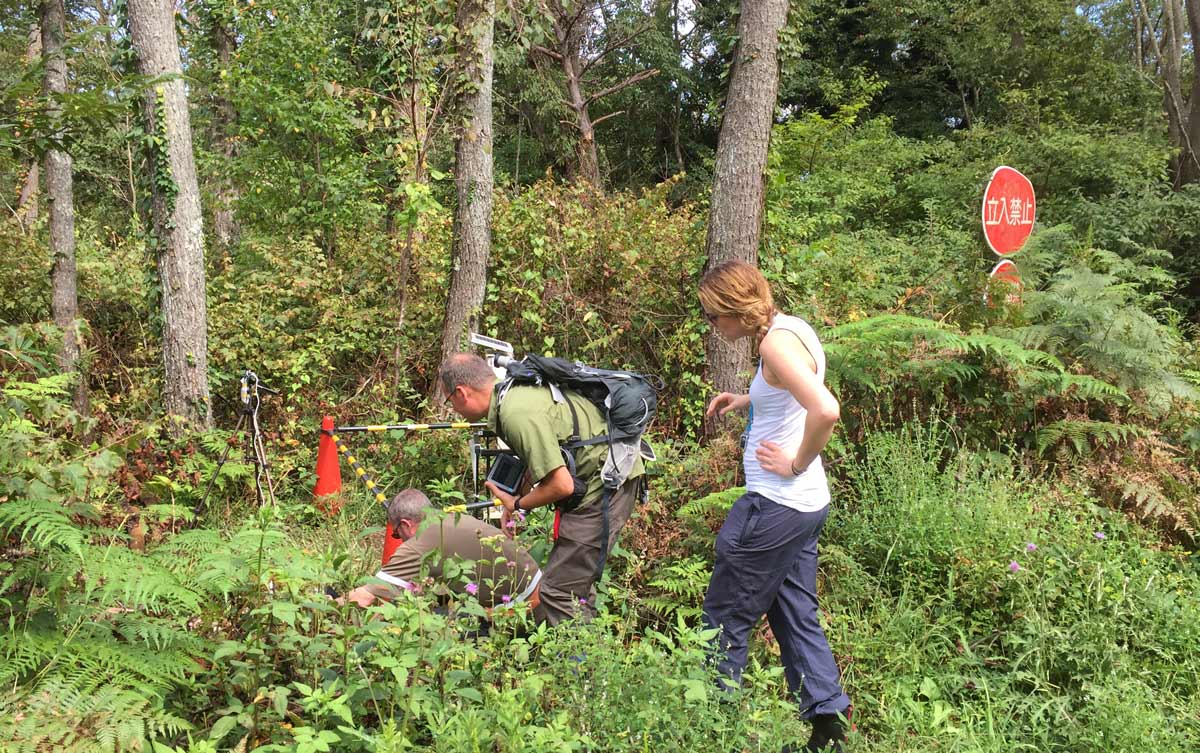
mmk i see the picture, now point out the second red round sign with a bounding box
[982,166,1036,256]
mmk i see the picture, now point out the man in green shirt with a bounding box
[438,352,645,625]
[347,489,541,610]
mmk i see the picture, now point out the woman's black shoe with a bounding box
[804,709,849,752]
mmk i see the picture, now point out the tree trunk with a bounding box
[437,0,495,383]
[211,12,239,251]
[388,89,429,374]
[42,0,89,418]
[553,5,601,186]
[563,57,601,184]
[702,0,788,427]
[15,22,41,233]
[669,0,686,175]
[1162,0,1187,183]
[1138,0,1200,187]
[1132,0,1143,70]
[1179,0,1200,184]
[536,0,658,188]
[127,0,212,433]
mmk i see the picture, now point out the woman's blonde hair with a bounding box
[699,260,777,342]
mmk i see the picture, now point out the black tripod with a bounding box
[195,370,279,515]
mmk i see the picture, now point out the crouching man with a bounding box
[347,489,541,610]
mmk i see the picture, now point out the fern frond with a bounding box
[0,676,191,753]
[113,614,206,653]
[139,504,196,524]
[960,333,1064,371]
[1050,373,1128,402]
[1,627,196,692]
[86,547,203,613]
[645,556,711,620]
[0,498,85,556]
[1035,420,1147,456]
[677,487,743,521]
[1,373,74,402]
[1117,478,1197,543]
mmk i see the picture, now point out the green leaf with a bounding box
[209,714,239,740]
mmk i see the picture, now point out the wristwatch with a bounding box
[514,495,524,512]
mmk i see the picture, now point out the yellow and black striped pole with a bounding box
[333,422,487,434]
[331,432,501,512]
[329,432,388,506]
[323,421,490,507]
[444,497,505,514]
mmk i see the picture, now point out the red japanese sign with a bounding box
[982,166,1036,256]
[986,258,1022,305]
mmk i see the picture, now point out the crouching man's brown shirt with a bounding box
[364,512,540,608]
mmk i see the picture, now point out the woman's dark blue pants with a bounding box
[701,491,851,719]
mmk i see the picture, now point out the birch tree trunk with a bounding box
[42,0,89,417]
[437,0,495,377]
[127,0,212,432]
[702,0,788,421]
[15,22,41,233]
[211,12,239,251]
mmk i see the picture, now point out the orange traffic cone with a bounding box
[313,416,342,514]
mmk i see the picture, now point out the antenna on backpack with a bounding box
[470,332,516,376]
[469,332,513,357]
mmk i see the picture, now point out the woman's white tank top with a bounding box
[743,313,831,512]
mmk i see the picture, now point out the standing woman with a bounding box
[699,260,851,752]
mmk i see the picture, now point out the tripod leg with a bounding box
[248,406,278,507]
[194,412,248,518]
[251,410,276,506]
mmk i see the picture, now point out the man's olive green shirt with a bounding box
[487,383,644,520]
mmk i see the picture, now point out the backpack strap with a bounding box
[591,474,646,582]
[593,486,611,581]
[495,383,609,479]
[559,391,612,449]
[562,391,583,444]
[492,380,508,441]
[497,382,618,581]
[564,435,610,449]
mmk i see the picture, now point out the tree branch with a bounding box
[585,67,659,106]
[581,23,653,74]
[565,0,593,37]
[422,71,457,153]
[532,43,564,61]
[589,109,625,128]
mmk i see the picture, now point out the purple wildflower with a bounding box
[579,597,588,606]
[1093,531,1106,541]
[1008,561,1021,573]
[465,582,479,596]
[1025,542,1038,553]
[501,594,512,604]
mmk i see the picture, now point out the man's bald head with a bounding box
[438,353,497,421]
[438,352,496,395]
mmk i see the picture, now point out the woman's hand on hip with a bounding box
[756,440,799,477]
